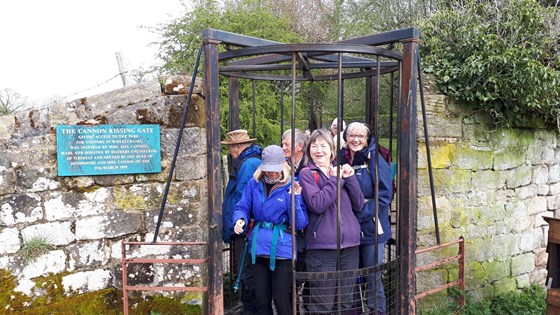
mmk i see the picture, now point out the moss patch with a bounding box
[129,295,202,315]
[0,269,29,313]
[0,269,202,315]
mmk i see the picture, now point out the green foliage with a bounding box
[19,235,53,265]
[419,284,547,315]
[420,0,560,128]
[156,0,306,147]
[155,0,301,75]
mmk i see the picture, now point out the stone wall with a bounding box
[415,76,558,300]
[0,78,209,302]
[0,74,557,305]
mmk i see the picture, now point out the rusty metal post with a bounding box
[397,38,419,315]
[458,237,465,309]
[228,77,240,130]
[365,76,372,125]
[366,75,379,133]
[203,30,224,315]
[121,241,129,315]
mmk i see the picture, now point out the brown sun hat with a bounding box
[220,129,257,145]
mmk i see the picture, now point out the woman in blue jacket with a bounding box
[233,145,308,315]
[299,128,365,314]
[340,122,393,315]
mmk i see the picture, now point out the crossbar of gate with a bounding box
[414,237,465,314]
[121,240,208,315]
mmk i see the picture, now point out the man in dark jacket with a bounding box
[221,129,262,315]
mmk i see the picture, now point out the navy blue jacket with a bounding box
[340,138,393,244]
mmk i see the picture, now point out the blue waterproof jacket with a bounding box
[222,145,262,243]
[340,138,393,244]
[299,162,364,250]
[233,176,308,268]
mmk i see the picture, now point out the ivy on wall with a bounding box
[420,0,560,129]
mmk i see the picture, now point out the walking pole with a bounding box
[233,220,255,291]
[358,276,366,313]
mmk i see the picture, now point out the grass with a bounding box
[419,285,547,315]
[19,235,53,265]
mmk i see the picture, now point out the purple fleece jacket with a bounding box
[299,162,364,250]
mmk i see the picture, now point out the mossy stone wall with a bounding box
[0,77,208,311]
[416,75,557,301]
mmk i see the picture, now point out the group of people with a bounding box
[221,119,393,315]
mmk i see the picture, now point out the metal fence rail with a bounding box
[414,237,465,314]
[121,240,208,315]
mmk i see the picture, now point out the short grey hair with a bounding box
[282,128,307,148]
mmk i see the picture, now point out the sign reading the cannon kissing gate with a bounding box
[56,124,161,176]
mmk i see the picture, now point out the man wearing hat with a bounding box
[221,129,262,315]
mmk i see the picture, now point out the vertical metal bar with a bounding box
[280,81,285,140]
[121,241,129,315]
[336,52,343,315]
[365,76,372,125]
[389,71,395,156]
[203,32,224,315]
[228,77,240,130]
[370,76,379,133]
[417,50,440,245]
[373,54,381,313]
[252,80,256,137]
[309,82,316,131]
[290,52,298,315]
[397,38,419,315]
[388,70,396,262]
[153,45,202,243]
[458,237,465,309]
[395,63,402,259]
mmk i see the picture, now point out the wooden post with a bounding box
[115,52,130,87]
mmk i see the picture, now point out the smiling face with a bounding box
[345,123,369,153]
[309,136,332,168]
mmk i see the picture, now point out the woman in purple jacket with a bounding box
[299,129,365,314]
[233,145,308,315]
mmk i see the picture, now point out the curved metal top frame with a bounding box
[203,28,419,82]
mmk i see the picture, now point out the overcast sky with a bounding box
[0,1,187,106]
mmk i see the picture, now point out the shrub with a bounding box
[420,0,560,129]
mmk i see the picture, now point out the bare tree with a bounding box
[0,88,31,115]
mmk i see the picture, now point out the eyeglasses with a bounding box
[348,134,365,140]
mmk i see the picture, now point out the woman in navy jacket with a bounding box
[233,145,308,315]
[340,122,393,315]
[299,129,364,314]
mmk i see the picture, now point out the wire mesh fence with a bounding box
[294,242,398,315]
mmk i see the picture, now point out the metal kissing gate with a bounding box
[202,28,420,315]
[121,27,466,315]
